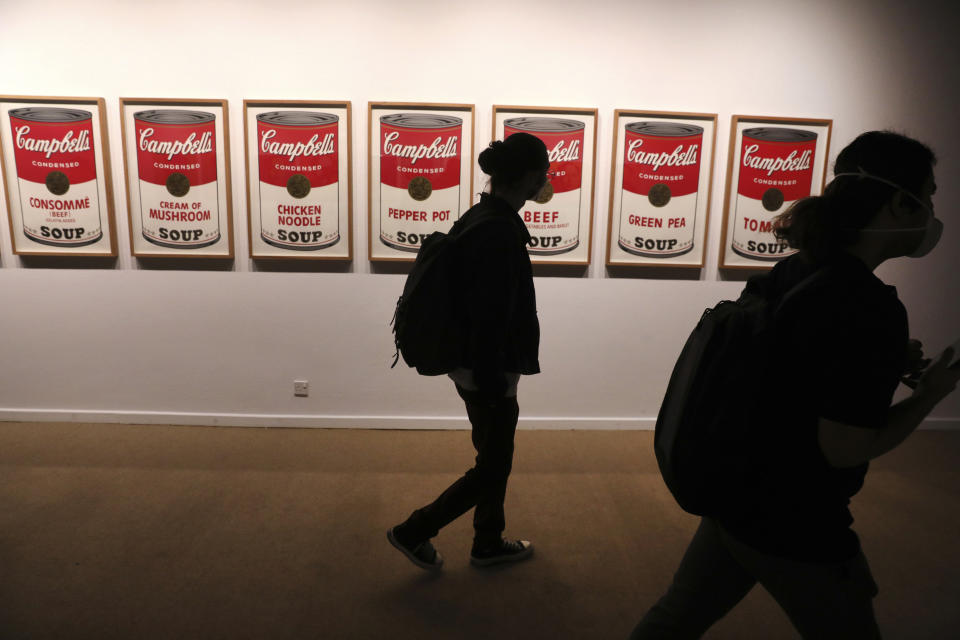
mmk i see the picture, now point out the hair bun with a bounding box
[478,133,549,188]
[478,140,505,177]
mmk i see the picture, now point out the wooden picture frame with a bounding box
[243,100,352,260]
[606,109,717,268]
[492,105,598,266]
[719,115,833,270]
[368,102,475,262]
[119,97,234,258]
[0,95,118,256]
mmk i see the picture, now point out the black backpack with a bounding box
[654,269,828,516]
[390,214,496,375]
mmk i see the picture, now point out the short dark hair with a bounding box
[773,130,936,264]
[478,133,549,190]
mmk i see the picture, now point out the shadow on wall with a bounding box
[605,266,702,281]
[18,255,120,270]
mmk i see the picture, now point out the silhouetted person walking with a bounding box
[388,133,550,571]
[632,131,958,639]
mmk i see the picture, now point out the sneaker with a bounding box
[470,539,533,567]
[387,527,443,571]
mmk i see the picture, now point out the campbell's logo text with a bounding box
[383,132,457,165]
[139,128,213,160]
[261,130,335,162]
[549,140,580,163]
[742,144,812,176]
[15,126,91,158]
[627,140,698,172]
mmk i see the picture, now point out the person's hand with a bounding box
[900,339,931,388]
[904,339,929,375]
[913,347,960,405]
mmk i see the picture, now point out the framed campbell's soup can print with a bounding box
[492,105,598,265]
[0,95,118,256]
[120,98,234,258]
[606,110,717,268]
[244,100,352,260]
[368,102,475,262]
[720,115,832,269]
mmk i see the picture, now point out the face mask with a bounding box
[834,169,942,257]
[909,212,943,257]
[526,170,549,202]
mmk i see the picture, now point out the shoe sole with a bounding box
[387,528,443,572]
[470,545,534,567]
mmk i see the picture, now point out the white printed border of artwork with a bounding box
[244,100,353,260]
[719,115,832,270]
[606,109,717,268]
[120,97,234,259]
[0,95,118,257]
[368,102,475,262]
[493,105,598,266]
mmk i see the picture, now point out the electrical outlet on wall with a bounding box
[294,380,309,397]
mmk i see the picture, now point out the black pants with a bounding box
[399,384,520,549]
[630,518,880,639]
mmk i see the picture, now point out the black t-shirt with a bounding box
[720,252,908,562]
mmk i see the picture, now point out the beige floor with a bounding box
[0,422,958,639]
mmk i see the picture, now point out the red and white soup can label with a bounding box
[9,107,103,247]
[732,127,816,260]
[504,117,583,255]
[618,122,702,258]
[257,111,340,251]
[134,109,220,249]
[379,113,461,252]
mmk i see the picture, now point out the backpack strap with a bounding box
[774,264,836,316]
[453,194,529,246]
[450,213,497,239]
[453,208,522,242]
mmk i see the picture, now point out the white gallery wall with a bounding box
[1,0,958,428]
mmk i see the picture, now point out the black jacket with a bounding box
[453,193,540,377]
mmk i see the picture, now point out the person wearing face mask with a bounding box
[388,133,549,571]
[631,131,959,639]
